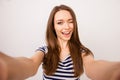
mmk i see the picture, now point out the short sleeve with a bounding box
[35,46,48,54]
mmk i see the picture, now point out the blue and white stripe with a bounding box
[36,46,80,80]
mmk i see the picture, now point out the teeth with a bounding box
[62,32,70,35]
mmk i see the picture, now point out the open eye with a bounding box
[57,21,63,25]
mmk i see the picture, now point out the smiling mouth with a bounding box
[61,31,72,38]
[62,31,71,35]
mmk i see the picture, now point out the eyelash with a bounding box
[57,22,63,24]
[69,21,73,23]
[57,21,73,25]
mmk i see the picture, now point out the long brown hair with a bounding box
[43,4,92,77]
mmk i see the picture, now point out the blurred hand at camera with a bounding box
[110,62,120,80]
[0,58,8,80]
[113,68,120,80]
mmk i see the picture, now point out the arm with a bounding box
[0,51,44,80]
[82,53,120,80]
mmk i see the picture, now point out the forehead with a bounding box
[54,10,72,21]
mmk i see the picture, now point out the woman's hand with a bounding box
[111,63,120,80]
[0,51,44,80]
[82,53,120,80]
[0,58,8,80]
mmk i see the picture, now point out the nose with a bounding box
[64,22,69,29]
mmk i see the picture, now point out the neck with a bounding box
[58,39,68,49]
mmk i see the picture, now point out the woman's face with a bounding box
[54,10,74,42]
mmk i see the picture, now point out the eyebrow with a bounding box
[56,18,73,22]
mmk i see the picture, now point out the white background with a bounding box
[0,0,120,80]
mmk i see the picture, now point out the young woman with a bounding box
[0,5,120,80]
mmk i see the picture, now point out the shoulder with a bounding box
[81,51,94,67]
[80,47,94,65]
[80,46,94,59]
[35,46,48,54]
[30,46,48,64]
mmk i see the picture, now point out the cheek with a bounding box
[54,26,61,35]
[54,29,62,38]
[69,23,74,28]
[70,24,74,31]
[54,24,62,32]
[55,29,61,35]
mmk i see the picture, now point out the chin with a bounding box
[63,37,71,41]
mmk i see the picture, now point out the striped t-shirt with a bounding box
[36,46,80,80]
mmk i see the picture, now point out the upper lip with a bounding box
[62,31,71,34]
